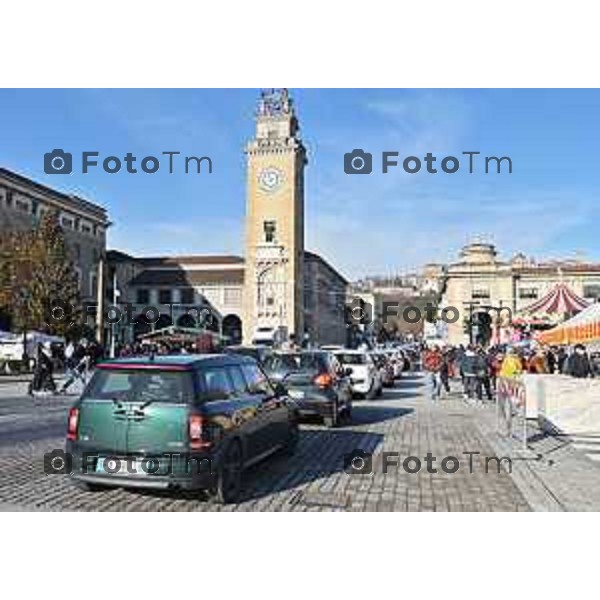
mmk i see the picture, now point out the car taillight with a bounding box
[314,373,334,388]
[67,408,79,441]
[189,414,211,450]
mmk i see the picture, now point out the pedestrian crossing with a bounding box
[569,435,600,463]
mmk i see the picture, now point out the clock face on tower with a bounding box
[258,167,284,193]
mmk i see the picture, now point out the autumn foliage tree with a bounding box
[0,211,80,337]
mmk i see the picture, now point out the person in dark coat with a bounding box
[564,345,594,378]
[29,342,56,394]
[546,348,557,374]
[556,347,568,374]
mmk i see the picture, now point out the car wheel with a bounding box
[342,403,353,425]
[324,402,338,428]
[282,419,299,456]
[366,382,376,400]
[209,440,243,504]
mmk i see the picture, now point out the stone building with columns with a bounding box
[440,241,600,345]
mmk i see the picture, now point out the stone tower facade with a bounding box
[242,89,307,343]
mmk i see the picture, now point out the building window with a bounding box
[159,289,172,304]
[180,288,194,304]
[584,285,600,299]
[15,198,29,212]
[61,216,74,229]
[224,287,242,306]
[519,287,539,300]
[5,190,12,207]
[472,287,490,300]
[90,272,98,297]
[263,220,277,243]
[137,289,150,305]
[81,223,92,235]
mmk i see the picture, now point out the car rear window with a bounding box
[264,353,327,373]
[83,369,194,404]
[335,353,367,365]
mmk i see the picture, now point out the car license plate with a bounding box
[96,457,143,475]
[288,389,305,400]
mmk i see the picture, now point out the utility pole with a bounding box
[95,255,105,346]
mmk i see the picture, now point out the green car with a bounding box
[65,354,299,503]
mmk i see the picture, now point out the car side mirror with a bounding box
[344,367,353,376]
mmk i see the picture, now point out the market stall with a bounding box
[537,302,600,346]
[138,325,228,353]
[510,283,589,339]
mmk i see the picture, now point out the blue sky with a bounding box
[0,88,599,279]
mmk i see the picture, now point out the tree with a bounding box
[0,212,80,337]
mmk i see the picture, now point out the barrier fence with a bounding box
[496,376,529,452]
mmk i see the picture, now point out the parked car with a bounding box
[370,352,395,388]
[383,349,404,379]
[65,354,299,504]
[263,351,353,427]
[333,349,382,399]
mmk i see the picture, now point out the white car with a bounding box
[333,349,382,399]
[383,348,404,379]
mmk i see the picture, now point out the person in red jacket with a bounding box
[423,346,444,401]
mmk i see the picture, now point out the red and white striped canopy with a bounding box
[521,283,589,315]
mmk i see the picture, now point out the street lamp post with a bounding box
[18,287,31,372]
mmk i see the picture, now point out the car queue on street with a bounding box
[59,341,416,503]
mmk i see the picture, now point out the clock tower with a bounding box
[242,89,307,343]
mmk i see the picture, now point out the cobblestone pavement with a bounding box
[0,374,532,511]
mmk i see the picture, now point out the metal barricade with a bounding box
[496,376,529,453]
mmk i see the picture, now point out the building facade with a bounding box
[0,167,109,304]
[441,241,600,345]
[106,251,244,344]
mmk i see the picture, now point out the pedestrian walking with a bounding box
[28,342,56,395]
[556,347,568,374]
[423,345,444,400]
[528,348,549,374]
[499,348,523,378]
[564,344,594,378]
[460,346,479,401]
[475,348,493,402]
[440,350,452,396]
[60,340,90,394]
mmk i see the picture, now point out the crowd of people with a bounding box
[28,339,104,396]
[422,343,597,403]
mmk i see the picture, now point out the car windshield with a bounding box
[264,353,325,373]
[83,369,194,404]
[335,353,366,365]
